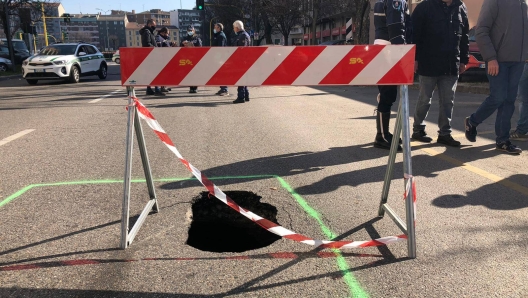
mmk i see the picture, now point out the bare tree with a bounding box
[262,0,304,45]
[303,0,354,45]
[1,0,51,63]
[207,0,274,45]
[352,0,370,44]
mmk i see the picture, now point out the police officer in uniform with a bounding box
[373,0,411,150]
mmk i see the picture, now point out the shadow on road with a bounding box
[432,174,528,210]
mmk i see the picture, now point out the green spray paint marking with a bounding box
[276,176,369,298]
[1,175,368,297]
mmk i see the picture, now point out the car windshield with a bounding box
[38,45,77,56]
[12,41,27,51]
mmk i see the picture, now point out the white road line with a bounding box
[89,89,124,103]
[0,129,35,147]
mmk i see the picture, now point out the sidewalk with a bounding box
[410,82,489,94]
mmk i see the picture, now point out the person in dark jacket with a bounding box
[180,26,202,94]
[232,20,251,104]
[464,0,528,154]
[212,23,229,96]
[372,0,411,150]
[139,19,164,96]
[411,0,469,147]
[155,27,175,93]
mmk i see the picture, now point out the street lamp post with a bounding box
[96,8,110,50]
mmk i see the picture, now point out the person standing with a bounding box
[180,26,202,94]
[212,23,229,96]
[464,0,528,154]
[139,19,164,96]
[411,0,470,147]
[510,62,528,141]
[231,20,251,104]
[156,27,175,93]
[372,0,411,150]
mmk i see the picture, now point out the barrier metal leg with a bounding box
[400,85,416,258]
[377,85,416,259]
[121,87,159,249]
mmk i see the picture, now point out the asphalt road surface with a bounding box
[0,63,527,297]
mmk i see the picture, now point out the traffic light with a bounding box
[63,13,71,23]
[196,0,204,10]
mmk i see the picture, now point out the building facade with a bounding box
[60,15,99,47]
[97,14,127,51]
[136,9,171,26]
[302,16,352,45]
[170,9,203,42]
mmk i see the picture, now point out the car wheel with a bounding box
[98,63,107,79]
[69,65,80,83]
[115,58,120,64]
[0,63,7,72]
[26,79,38,85]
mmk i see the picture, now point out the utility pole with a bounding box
[41,3,49,46]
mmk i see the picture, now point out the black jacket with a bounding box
[212,31,227,47]
[374,0,412,44]
[180,34,202,47]
[412,0,469,76]
[139,26,157,47]
[232,30,250,47]
[155,34,171,47]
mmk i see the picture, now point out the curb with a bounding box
[0,74,22,81]
[409,83,489,95]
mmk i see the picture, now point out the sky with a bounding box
[60,0,197,14]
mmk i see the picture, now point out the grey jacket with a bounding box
[476,0,528,62]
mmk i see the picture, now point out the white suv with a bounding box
[22,43,107,85]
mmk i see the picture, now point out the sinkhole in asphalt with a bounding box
[186,191,282,253]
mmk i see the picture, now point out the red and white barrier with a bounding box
[120,45,415,87]
[132,96,416,249]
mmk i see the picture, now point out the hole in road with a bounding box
[186,191,282,253]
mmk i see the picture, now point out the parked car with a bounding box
[0,57,14,72]
[112,50,120,64]
[459,34,487,81]
[22,42,107,85]
[319,39,353,45]
[0,45,30,64]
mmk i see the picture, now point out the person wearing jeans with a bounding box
[411,0,469,147]
[467,63,525,148]
[510,63,528,141]
[464,0,528,154]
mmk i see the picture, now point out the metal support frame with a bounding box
[378,85,417,259]
[121,87,159,249]
[119,85,416,256]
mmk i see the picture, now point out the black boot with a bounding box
[374,111,402,151]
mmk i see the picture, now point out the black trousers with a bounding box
[190,86,197,91]
[377,85,398,113]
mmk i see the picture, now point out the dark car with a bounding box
[319,39,352,45]
[0,45,30,65]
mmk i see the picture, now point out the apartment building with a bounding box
[136,9,171,26]
[170,9,203,41]
[60,14,100,47]
[97,14,128,51]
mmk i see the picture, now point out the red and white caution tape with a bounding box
[132,97,408,249]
